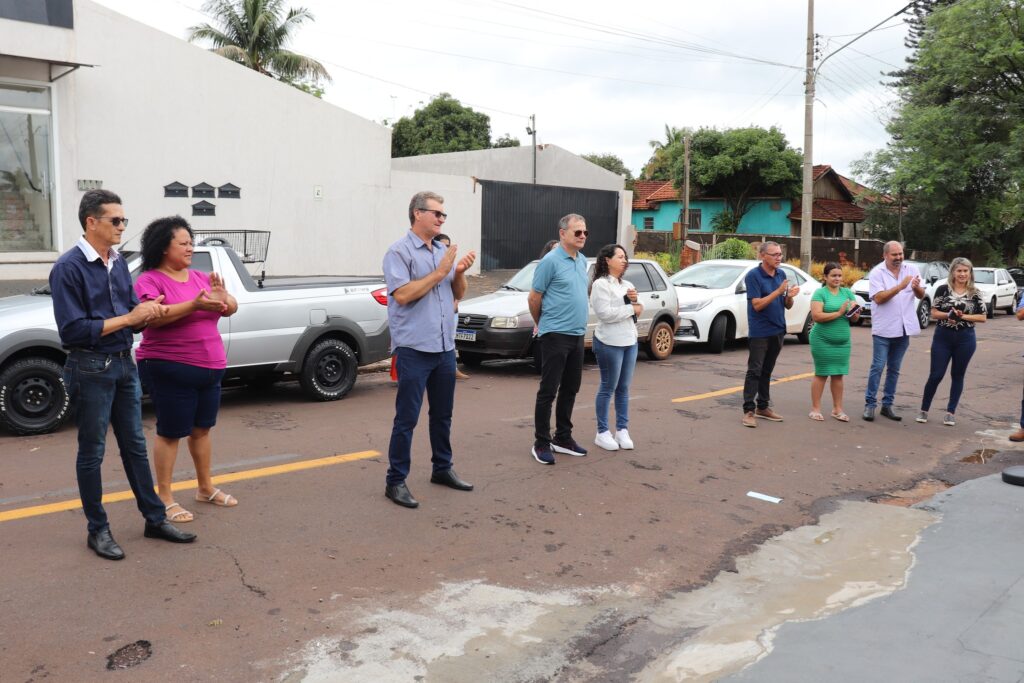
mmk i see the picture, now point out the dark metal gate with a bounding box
[478,180,619,270]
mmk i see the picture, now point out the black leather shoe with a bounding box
[880,406,902,421]
[430,469,474,491]
[144,521,197,543]
[385,483,419,508]
[862,406,875,422]
[87,528,125,560]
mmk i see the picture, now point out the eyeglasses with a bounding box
[417,208,448,220]
[96,216,129,227]
[765,252,782,258]
[563,229,588,237]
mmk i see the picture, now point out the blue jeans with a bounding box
[387,347,456,485]
[865,334,911,408]
[63,350,165,534]
[593,338,637,432]
[920,326,976,414]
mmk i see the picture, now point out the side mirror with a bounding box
[736,282,747,294]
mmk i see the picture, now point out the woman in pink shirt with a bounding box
[135,217,238,522]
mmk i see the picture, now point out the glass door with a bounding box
[0,82,53,251]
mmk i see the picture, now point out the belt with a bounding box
[69,348,132,358]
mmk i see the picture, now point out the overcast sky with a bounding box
[94,0,914,180]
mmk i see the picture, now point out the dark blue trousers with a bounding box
[921,325,976,413]
[386,347,456,485]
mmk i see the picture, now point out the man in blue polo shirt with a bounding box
[382,191,477,509]
[528,213,590,464]
[742,241,799,428]
[50,189,196,560]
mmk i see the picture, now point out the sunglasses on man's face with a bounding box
[563,229,588,237]
[418,208,448,220]
[96,216,129,227]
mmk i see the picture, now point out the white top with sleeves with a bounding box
[590,275,638,346]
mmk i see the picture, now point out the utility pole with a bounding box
[800,0,917,271]
[683,135,691,243]
[527,114,537,184]
[799,0,815,272]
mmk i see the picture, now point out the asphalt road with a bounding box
[2,313,1023,681]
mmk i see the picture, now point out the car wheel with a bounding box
[299,338,357,401]
[0,357,71,436]
[918,298,931,329]
[796,313,813,343]
[459,351,486,368]
[646,320,675,360]
[707,314,728,354]
[987,298,996,319]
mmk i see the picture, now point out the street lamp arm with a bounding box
[814,1,916,77]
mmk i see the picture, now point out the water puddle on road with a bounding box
[281,502,936,682]
[633,501,936,682]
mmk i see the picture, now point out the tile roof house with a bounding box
[786,165,866,237]
[631,181,792,236]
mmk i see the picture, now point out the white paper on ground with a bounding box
[747,491,782,504]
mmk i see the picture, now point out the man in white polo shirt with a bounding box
[863,241,925,421]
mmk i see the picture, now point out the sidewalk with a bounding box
[724,473,1024,682]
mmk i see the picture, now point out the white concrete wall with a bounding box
[1,0,398,277]
[391,145,625,192]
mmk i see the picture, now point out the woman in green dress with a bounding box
[808,262,860,421]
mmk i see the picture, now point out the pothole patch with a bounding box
[106,640,152,670]
[871,478,952,507]
[959,448,999,464]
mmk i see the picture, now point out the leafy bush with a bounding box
[710,209,740,233]
[634,250,677,274]
[707,238,756,260]
[788,259,865,287]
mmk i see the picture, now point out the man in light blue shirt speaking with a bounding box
[382,191,476,508]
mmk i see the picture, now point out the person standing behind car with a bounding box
[590,244,642,451]
[528,214,590,465]
[808,262,860,422]
[863,241,925,422]
[916,257,986,426]
[134,217,239,523]
[49,189,195,561]
[742,241,799,428]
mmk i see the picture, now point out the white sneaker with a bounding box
[615,429,634,450]
[594,431,619,451]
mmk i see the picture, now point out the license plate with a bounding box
[455,329,476,341]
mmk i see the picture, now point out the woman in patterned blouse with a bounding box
[916,257,986,426]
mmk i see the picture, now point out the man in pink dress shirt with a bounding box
[863,241,925,422]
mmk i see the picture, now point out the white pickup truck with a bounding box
[0,243,391,435]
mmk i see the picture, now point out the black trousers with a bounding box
[743,334,784,413]
[534,333,585,447]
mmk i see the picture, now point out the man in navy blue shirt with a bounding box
[50,189,196,559]
[742,241,799,428]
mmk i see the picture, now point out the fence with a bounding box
[635,232,886,269]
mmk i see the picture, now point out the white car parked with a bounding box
[671,259,819,353]
[972,267,1018,318]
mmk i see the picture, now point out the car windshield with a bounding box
[503,261,540,292]
[671,262,746,289]
[974,270,995,284]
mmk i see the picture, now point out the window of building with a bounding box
[689,209,702,231]
[164,181,188,198]
[192,200,216,216]
[643,216,654,230]
[191,182,215,199]
[217,183,240,199]
[0,82,54,252]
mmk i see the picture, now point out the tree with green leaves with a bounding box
[641,125,689,180]
[856,0,1024,262]
[671,126,802,226]
[391,94,519,157]
[188,0,331,90]
[582,153,633,183]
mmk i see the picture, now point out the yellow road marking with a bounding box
[0,450,380,523]
[672,372,815,403]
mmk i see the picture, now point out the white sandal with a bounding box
[194,488,237,507]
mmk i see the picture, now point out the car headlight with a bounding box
[678,300,711,313]
[490,316,520,328]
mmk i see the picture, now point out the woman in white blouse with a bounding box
[590,244,644,451]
